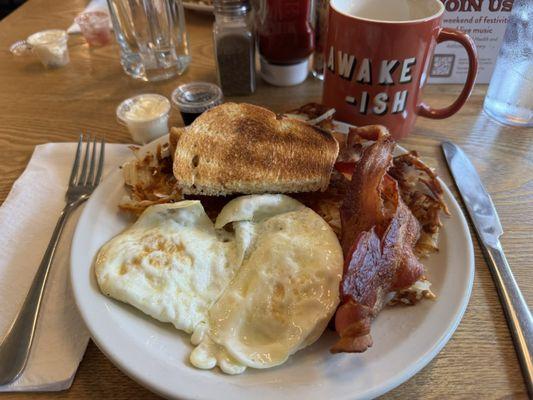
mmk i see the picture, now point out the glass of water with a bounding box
[483,0,532,127]
[107,0,191,82]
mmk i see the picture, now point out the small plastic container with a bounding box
[74,11,113,47]
[26,29,69,68]
[171,82,223,125]
[117,94,171,144]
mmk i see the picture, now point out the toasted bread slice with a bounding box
[172,103,339,196]
[169,126,183,159]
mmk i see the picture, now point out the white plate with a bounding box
[70,133,475,400]
[183,2,213,12]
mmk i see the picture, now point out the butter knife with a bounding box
[442,141,532,396]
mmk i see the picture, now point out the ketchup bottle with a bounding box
[256,0,315,86]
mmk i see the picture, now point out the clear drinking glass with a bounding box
[107,0,191,81]
[311,0,328,80]
[483,0,532,127]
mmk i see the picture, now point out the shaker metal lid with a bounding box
[213,0,251,15]
[171,82,224,113]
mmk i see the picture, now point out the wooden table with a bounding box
[0,0,531,398]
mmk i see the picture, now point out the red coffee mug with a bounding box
[322,0,478,140]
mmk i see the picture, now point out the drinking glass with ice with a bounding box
[484,0,532,127]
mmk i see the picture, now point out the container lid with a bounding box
[116,94,170,123]
[9,40,31,56]
[260,57,310,87]
[171,82,224,114]
[27,29,68,46]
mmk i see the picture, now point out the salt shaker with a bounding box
[213,0,256,96]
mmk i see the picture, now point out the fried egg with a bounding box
[95,194,343,374]
[94,200,237,333]
[190,195,343,374]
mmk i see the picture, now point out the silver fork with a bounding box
[0,134,105,385]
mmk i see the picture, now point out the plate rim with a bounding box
[70,133,475,400]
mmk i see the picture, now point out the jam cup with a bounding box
[74,11,112,47]
[171,82,223,126]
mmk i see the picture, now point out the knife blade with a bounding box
[442,142,503,246]
[442,141,533,397]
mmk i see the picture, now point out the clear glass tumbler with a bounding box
[311,0,328,81]
[483,0,532,127]
[107,0,191,82]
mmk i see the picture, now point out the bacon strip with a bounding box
[389,152,450,257]
[339,126,394,253]
[332,126,425,353]
[335,133,450,258]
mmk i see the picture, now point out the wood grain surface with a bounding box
[0,0,531,399]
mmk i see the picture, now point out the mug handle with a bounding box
[417,28,478,119]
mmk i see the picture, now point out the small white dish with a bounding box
[70,132,475,400]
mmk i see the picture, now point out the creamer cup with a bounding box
[117,94,171,144]
[26,29,69,68]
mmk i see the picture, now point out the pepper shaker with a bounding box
[213,0,256,96]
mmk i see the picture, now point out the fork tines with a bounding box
[69,133,105,188]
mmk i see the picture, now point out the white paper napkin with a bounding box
[68,0,111,34]
[0,142,131,392]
